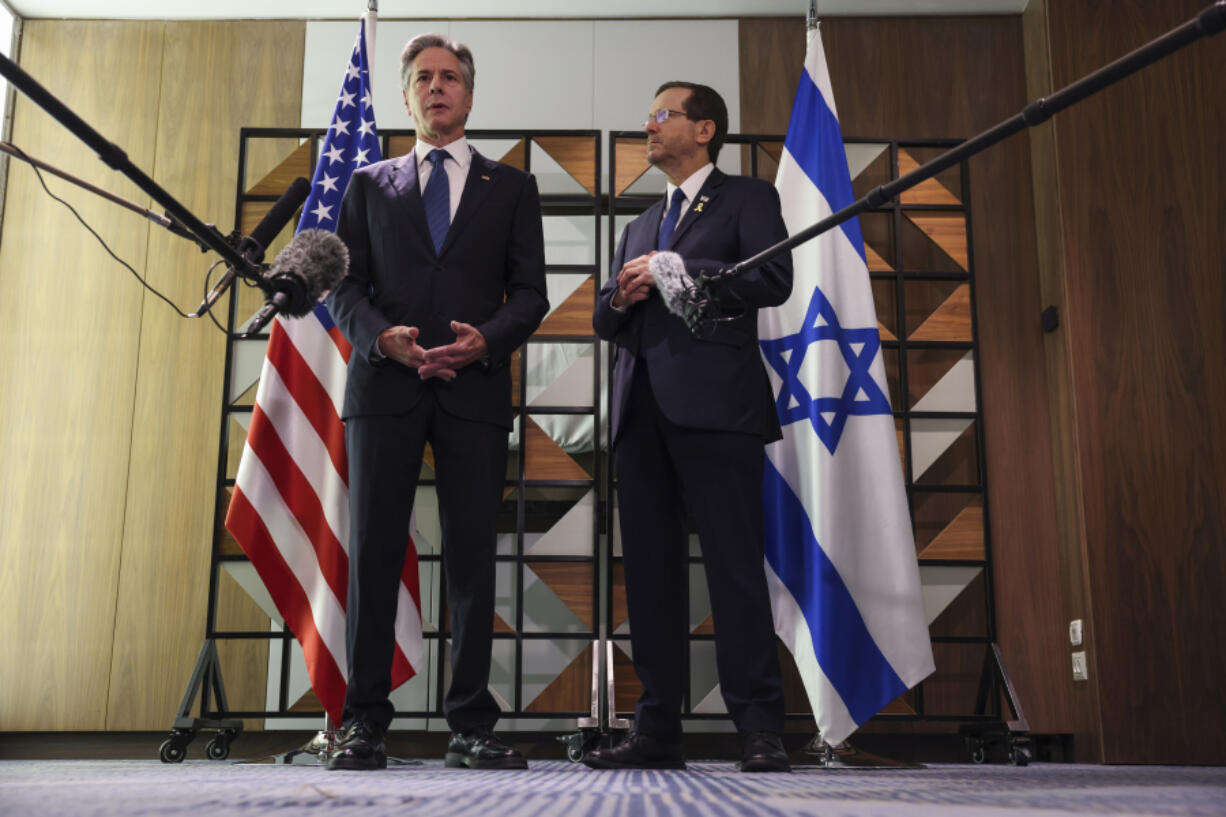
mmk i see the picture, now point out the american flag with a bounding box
[225,11,423,724]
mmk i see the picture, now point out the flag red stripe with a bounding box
[265,328,348,484]
[245,404,349,607]
[328,325,352,363]
[226,487,347,723]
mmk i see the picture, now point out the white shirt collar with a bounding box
[665,162,716,208]
[414,135,472,171]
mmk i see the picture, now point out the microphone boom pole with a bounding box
[0,51,259,280]
[722,1,1226,280]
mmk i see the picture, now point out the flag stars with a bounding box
[338,89,357,109]
[362,89,373,109]
[323,144,346,165]
[357,118,376,138]
[331,117,352,137]
[310,201,333,224]
[353,147,372,167]
[317,173,340,195]
[345,62,361,81]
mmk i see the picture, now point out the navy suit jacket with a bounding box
[593,169,792,444]
[327,149,548,430]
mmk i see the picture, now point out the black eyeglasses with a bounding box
[643,108,690,128]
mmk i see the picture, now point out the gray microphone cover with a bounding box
[649,250,695,319]
[266,228,350,317]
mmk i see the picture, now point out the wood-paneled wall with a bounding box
[740,16,1072,738]
[1039,0,1226,764]
[744,8,1226,763]
[0,20,304,731]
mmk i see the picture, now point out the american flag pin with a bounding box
[482,175,491,181]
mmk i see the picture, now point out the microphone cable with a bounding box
[6,140,232,334]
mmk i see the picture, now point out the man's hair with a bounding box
[655,81,728,163]
[400,33,475,91]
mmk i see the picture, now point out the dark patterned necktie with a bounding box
[423,148,450,253]
[657,187,686,249]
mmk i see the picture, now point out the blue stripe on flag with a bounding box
[782,73,867,264]
[762,457,907,725]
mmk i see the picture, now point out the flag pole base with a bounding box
[805,736,926,769]
[158,639,244,763]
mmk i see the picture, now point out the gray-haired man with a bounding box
[325,33,548,771]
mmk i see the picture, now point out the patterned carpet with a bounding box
[1,759,1224,817]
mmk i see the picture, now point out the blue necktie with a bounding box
[423,148,450,254]
[657,187,686,249]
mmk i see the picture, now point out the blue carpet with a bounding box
[1,760,1224,817]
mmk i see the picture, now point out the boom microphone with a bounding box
[193,176,311,316]
[244,228,350,337]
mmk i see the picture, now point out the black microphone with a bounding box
[193,176,311,316]
[244,228,350,337]
[650,251,721,335]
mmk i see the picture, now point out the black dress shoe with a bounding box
[582,730,686,770]
[327,721,387,771]
[739,732,791,772]
[445,728,527,769]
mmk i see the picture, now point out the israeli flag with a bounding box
[759,25,935,746]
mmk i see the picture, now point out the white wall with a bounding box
[301,18,743,185]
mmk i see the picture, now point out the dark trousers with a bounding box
[615,365,785,741]
[342,394,506,733]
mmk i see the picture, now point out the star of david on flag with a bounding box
[226,11,424,725]
[758,23,934,747]
[761,286,892,455]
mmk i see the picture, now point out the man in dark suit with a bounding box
[325,33,547,771]
[587,82,793,773]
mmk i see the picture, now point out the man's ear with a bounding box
[695,119,715,148]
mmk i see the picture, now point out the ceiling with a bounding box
[5,0,1029,21]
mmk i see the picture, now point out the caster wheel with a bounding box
[566,744,584,763]
[159,738,186,764]
[205,735,231,761]
[1009,745,1031,766]
[970,742,986,764]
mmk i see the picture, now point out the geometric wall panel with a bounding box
[920,565,984,625]
[247,140,312,196]
[534,136,598,197]
[909,282,972,342]
[917,496,984,561]
[913,419,979,486]
[905,212,968,271]
[525,562,594,630]
[524,643,594,713]
[908,348,976,412]
[897,148,960,206]
[525,488,595,557]
[524,417,591,480]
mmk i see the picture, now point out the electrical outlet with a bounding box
[1069,619,1083,646]
[1071,650,1088,681]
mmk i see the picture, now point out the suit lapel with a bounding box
[439,149,498,257]
[636,199,666,255]
[667,168,725,251]
[389,152,435,252]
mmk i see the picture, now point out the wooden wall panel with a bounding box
[104,20,304,730]
[0,21,165,731]
[1046,0,1226,764]
[1022,0,1103,762]
[740,17,1071,736]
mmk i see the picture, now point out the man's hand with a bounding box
[419,320,488,380]
[612,251,656,308]
[377,325,428,368]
